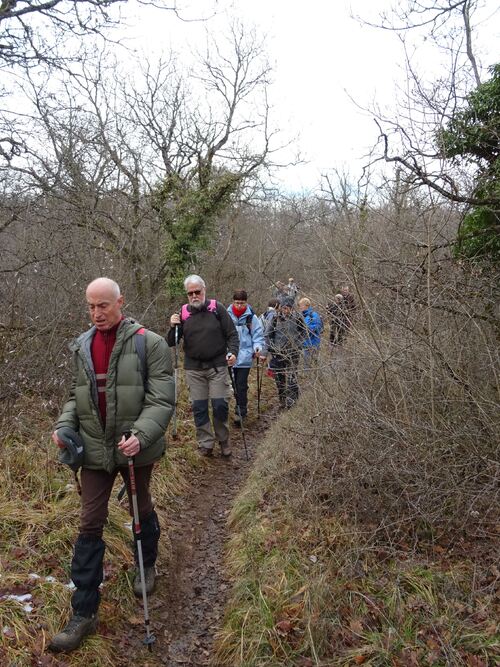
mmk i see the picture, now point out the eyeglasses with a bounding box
[187,289,202,296]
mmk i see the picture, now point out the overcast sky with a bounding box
[120,0,499,193]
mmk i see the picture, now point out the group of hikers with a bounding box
[48,274,356,653]
[261,279,356,408]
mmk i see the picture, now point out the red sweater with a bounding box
[91,319,123,422]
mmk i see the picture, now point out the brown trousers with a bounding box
[79,465,154,538]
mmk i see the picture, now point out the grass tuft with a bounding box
[0,396,199,665]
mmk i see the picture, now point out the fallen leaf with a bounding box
[401,649,421,666]
[484,622,497,637]
[296,658,314,667]
[465,655,487,667]
[275,619,293,635]
[426,637,440,651]
[128,615,145,626]
[349,619,364,635]
[426,651,441,665]
[39,656,56,666]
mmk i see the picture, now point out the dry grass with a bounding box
[0,395,196,666]
[213,292,500,666]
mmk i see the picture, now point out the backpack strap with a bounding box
[134,328,148,391]
[181,299,218,322]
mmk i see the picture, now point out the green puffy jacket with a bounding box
[56,319,174,472]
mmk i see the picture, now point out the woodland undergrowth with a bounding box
[215,300,499,667]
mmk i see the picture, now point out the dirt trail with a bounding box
[114,410,275,667]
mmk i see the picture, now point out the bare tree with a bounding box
[150,21,278,292]
[0,0,179,69]
[0,20,282,410]
[358,0,498,210]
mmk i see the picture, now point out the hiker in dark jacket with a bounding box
[49,278,174,653]
[227,289,266,426]
[265,296,307,409]
[167,274,239,457]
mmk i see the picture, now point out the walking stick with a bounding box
[127,454,156,651]
[256,356,263,418]
[172,324,179,438]
[228,366,249,461]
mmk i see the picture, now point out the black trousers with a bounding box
[233,366,251,417]
[271,355,299,408]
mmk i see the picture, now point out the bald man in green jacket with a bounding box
[49,277,174,653]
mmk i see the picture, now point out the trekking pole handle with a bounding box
[128,458,142,536]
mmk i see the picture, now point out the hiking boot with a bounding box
[198,446,213,457]
[133,565,156,597]
[220,441,232,458]
[49,614,98,653]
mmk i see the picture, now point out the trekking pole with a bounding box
[172,324,179,439]
[126,449,156,651]
[256,356,262,418]
[227,365,249,461]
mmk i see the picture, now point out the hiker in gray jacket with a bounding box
[265,297,307,409]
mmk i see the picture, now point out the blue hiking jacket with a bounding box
[227,305,266,368]
[302,307,323,349]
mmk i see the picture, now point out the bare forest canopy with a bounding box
[0,22,499,410]
[1,0,498,407]
[0,0,183,68]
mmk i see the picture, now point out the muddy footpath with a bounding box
[113,409,276,667]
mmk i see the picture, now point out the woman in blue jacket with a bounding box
[298,297,323,369]
[227,290,266,425]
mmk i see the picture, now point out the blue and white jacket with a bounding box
[227,305,266,368]
[301,307,323,349]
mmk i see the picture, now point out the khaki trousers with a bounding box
[185,367,231,450]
